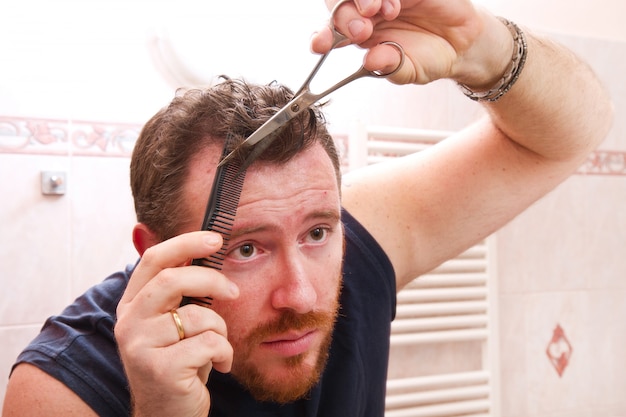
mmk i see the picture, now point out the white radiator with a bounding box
[345,124,500,417]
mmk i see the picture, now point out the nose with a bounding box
[270,252,318,314]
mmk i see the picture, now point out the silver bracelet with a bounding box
[458,17,528,102]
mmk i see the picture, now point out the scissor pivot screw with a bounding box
[291,103,300,112]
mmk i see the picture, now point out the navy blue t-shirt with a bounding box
[14,209,396,416]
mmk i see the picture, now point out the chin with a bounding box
[234,332,333,404]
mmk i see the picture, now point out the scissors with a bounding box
[219,0,405,168]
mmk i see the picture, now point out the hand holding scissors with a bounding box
[219,0,405,168]
[312,0,504,90]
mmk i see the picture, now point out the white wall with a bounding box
[481,0,626,42]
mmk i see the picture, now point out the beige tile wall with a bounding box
[0,122,139,410]
[495,175,626,416]
[490,32,626,417]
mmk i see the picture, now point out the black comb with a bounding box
[181,136,247,308]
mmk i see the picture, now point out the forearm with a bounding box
[459,13,613,164]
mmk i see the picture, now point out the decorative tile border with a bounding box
[0,116,141,157]
[578,150,626,176]
[1,116,625,178]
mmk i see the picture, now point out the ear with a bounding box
[132,223,160,256]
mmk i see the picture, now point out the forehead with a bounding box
[184,143,341,230]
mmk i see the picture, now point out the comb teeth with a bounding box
[183,139,247,308]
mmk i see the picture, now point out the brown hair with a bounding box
[130,77,340,241]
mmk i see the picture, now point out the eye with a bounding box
[308,227,328,242]
[230,243,257,260]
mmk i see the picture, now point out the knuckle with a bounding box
[140,245,160,265]
[180,304,203,329]
[207,310,229,338]
[201,331,234,362]
[152,268,178,291]
[183,305,229,339]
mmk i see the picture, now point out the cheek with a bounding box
[211,293,262,341]
[315,240,344,303]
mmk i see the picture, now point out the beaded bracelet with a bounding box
[458,17,528,102]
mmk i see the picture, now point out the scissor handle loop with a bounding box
[372,41,405,77]
[295,38,405,107]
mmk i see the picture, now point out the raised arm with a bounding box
[312,0,613,288]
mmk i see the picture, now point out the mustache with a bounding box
[246,309,337,344]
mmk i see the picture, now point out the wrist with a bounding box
[458,17,528,102]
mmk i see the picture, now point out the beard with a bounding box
[229,281,342,404]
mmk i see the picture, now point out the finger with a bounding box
[115,305,224,353]
[128,264,239,318]
[332,1,374,43]
[323,0,377,15]
[312,1,376,54]
[352,0,383,17]
[364,42,409,82]
[197,363,212,385]
[378,0,401,20]
[175,330,234,374]
[121,231,223,303]
[162,304,229,346]
[310,26,334,54]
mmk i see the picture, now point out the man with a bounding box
[3,0,612,416]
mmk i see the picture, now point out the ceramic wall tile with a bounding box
[499,289,626,417]
[541,410,594,417]
[524,292,593,416]
[69,156,137,296]
[496,176,590,295]
[497,294,530,417]
[580,177,626,290]
[0,154,72,325]
[587,289,626,411]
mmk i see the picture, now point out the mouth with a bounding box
[261,330,318,357]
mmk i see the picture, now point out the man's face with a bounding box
[184,143,344,403]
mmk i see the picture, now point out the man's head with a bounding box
[129,77,345,403]
[130,77,341,242]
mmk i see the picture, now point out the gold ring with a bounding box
[170,308,185,340]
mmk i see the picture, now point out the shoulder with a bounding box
[342,207,395,282]
[341,208,396,316]
[11,265,135,416]
[4,364,99,416]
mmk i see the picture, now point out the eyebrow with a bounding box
[230,209,341,240]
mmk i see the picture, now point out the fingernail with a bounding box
[348,19,366,37]
[381,0,394,17]
[357,0,373,11]
[204,233,221,246]
[229,282,240,297]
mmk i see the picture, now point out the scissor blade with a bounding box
[245,108,293,148]
[218,101,299,168]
